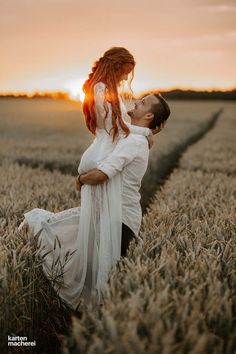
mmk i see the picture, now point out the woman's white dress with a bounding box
[21,82,150,310]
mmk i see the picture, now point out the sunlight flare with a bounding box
[64,78,86,102]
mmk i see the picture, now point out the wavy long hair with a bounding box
[82,47,135,141]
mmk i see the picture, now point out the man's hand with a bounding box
[75,169,108,189]
[152,121,166,135]
[75,175,82,192]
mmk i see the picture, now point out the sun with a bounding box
[64,78,86,102]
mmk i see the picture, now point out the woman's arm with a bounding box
[94,84,154,148]
[94,84,151,137]
[94,82,110,128]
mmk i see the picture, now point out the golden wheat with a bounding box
[0,98,223,173]
[0,99,234,353]
[62,103,236,354]
[0,161,80,353]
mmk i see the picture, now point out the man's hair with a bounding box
[148,93,171,129]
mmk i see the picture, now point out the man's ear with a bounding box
[145,112,154,122]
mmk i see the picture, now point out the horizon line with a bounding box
[0,85,236,97]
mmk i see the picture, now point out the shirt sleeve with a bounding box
[97,135,138,179]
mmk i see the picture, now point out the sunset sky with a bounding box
[1,0,236,98]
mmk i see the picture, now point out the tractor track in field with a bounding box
[140,108,223,213]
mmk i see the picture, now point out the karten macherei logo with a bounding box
[8,335,36,347]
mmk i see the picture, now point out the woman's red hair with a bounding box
[82,47,135,142]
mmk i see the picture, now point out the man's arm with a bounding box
[75,169,106,191]
[76,135,138,188]
[79,168,108,185]
[76,123,166,189]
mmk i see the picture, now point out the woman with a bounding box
[19,47,155,311]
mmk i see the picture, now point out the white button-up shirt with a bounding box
[97,133,149,236]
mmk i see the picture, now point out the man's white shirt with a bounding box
[97,133,149,236]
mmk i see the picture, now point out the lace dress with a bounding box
[21,82,150,310]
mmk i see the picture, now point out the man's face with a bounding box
[127,94,159,120]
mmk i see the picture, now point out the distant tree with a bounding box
[1,88,236,101]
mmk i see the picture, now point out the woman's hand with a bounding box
[146,132,154,149]
[147,121,167,149]
[152,121,166,135]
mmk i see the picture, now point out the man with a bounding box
[76,93,170,258]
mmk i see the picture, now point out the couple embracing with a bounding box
[18,46,171,311]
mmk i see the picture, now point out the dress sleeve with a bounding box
[93,82,110,128]
[94,82,151,137]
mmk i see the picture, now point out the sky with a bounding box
[1,0,236,98]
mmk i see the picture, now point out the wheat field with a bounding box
[0,98,235,354]
[62,102,236,354]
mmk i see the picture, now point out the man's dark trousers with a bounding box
[121,223,136,257]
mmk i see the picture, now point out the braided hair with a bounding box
[82,47,136,141]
